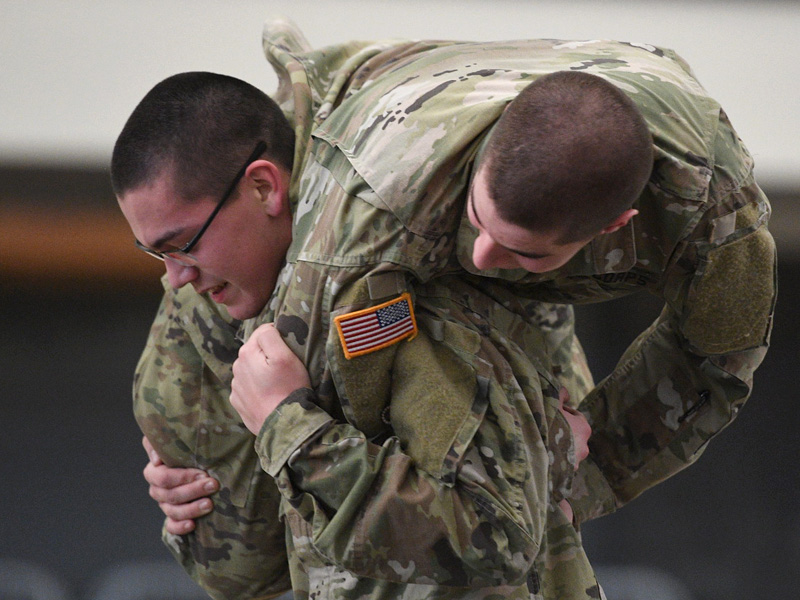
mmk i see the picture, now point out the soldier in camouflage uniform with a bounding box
[115,18,776,600]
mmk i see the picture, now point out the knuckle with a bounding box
[148,485,160,501]
[232,358,245,376]
[148,469,168,488]
[160,502,179,519]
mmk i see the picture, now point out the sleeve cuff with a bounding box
[568,457,619,524]
[254,388,333,477]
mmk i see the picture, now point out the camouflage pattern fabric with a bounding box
[134,277,292,599]
[132,17,775,600]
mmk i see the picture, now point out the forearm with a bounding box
[569,167,776,523]
[255,386,548,588]
[161,471,291,600]
[136,283,291,599]
[572,190,776,522]
[242,266,575,586]
[572,311,756,522]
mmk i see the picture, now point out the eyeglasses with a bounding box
[134,141,267,264]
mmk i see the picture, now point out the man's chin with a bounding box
[223,304,256,321]
[222,299,268,321]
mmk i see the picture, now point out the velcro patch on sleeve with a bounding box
[334,292,418,359]
[682,226,776,354]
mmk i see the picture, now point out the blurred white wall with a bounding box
[2,0,798,186]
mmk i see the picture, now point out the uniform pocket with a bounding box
[389,314,488,483]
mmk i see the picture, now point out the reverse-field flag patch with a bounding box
[334,292,418,359]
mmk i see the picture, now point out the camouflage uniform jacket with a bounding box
[133,19,776,600]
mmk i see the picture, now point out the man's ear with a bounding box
[599,208,638,235]
[245,160,290,217]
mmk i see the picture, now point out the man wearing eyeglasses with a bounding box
[114,19,775,600]
[115,67,595,599]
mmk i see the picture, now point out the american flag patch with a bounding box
[334,293,417,359]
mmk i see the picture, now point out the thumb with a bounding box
[254,322,287,357]
[141,435,163,466]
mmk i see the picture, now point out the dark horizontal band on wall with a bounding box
[0,165,161,290]
[1,165,797,289]
[1,203,164,289]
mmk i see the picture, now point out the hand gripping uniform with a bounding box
[133,19,776,600]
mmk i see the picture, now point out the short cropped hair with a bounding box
[483,70,653,243]
[110,72,294,201]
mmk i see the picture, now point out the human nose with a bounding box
[471,232,504,270]
[164,257,199,289]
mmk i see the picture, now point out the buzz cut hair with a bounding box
[483,70,653,243]
[110,71,295,202]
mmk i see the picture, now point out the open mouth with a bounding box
[208,283,227,301]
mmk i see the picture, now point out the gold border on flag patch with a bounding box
[334,292,418,359]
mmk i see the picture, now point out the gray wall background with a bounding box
[1,2,797,599]
[3,0,799,188]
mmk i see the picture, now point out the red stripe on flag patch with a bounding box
[334,292,417,359]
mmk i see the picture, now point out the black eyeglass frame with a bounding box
[134,140,268,263]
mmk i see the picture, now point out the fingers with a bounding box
[165,517,196,536]
[141,438,219,534]
[573,433,591,465]
[249,323,302,368]
[236,324,280,371]
[160,496,214,526]
[558,387,583,418]
[558,387,592,468]
[233,324,281,377]
[144,462,219,504]
[252,322,282,356]
[558,498,575,524]
[231,322,312,435]
[142,435,163,466]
